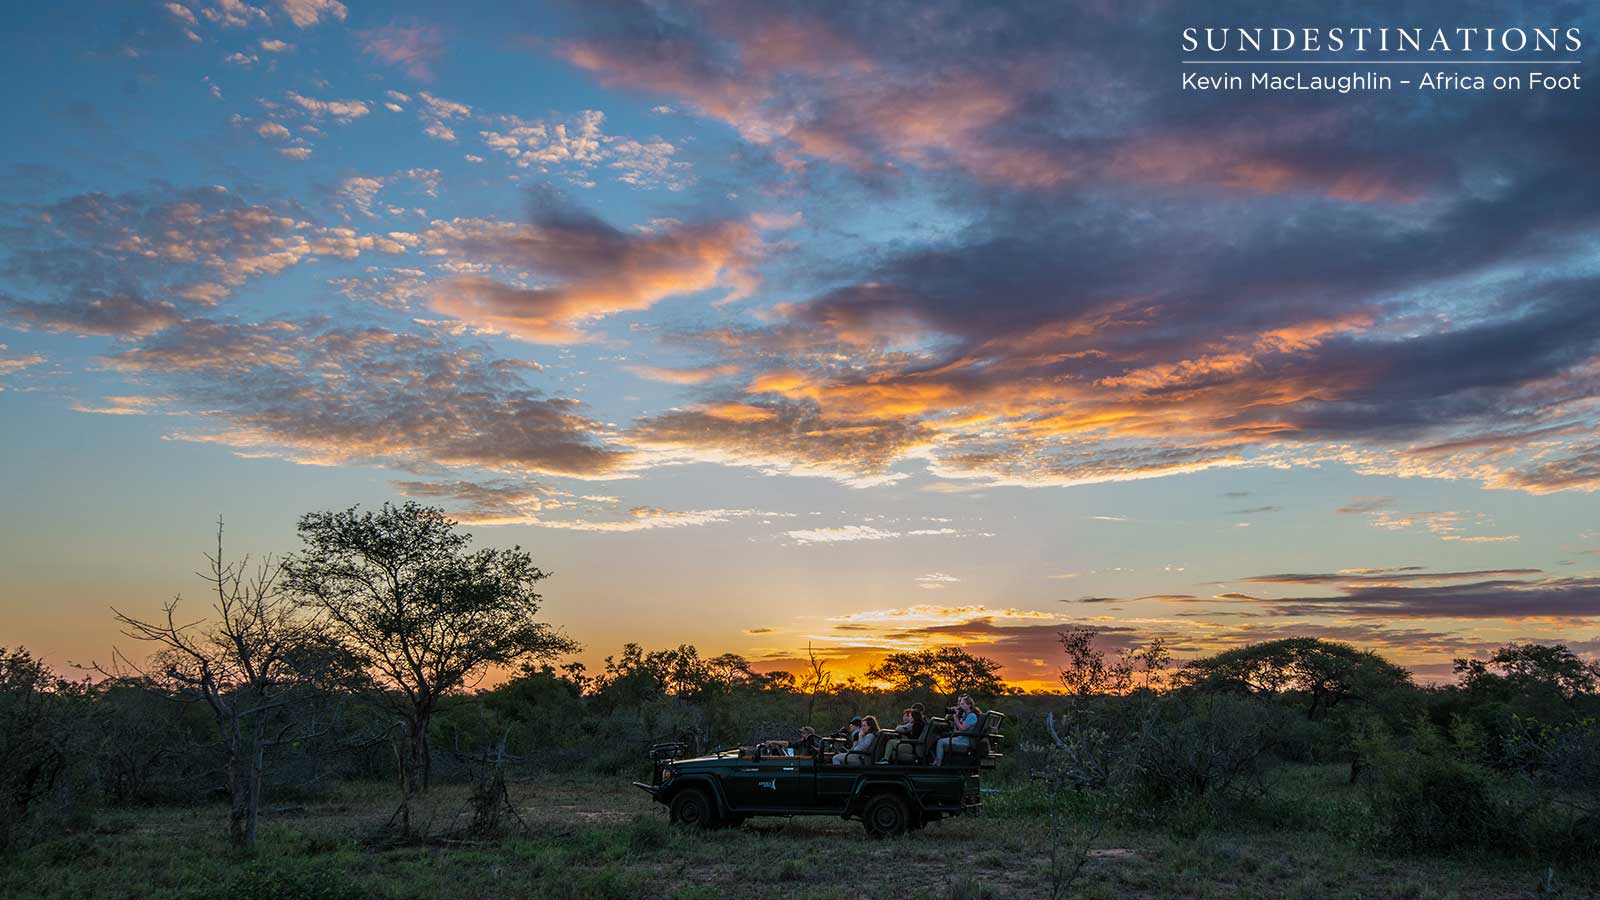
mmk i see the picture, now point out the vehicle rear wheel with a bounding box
[862,793,910,838]
[669,787,716,829]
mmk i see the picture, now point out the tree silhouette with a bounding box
[0,647,90,849]
[865,647,1006,702]
[800,643,833,721]
[286,502,577,834]
[1137,637,1173,691]
[1057,626,1135,696]
[105,522,341,849]
[1455,642,1600,700]
[1175,637,1412,720]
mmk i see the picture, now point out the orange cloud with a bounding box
[424,214,760,343]
[625,363,742,384]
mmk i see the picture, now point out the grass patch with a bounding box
[0,773,1593,899]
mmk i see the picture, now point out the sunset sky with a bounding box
[2,1,1597,690]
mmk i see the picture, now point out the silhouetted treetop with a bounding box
[1455,642,1600,700]
[865,647,1007,702]
[1174,637,1412,719]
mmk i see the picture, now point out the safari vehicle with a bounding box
[634,710,1006,838]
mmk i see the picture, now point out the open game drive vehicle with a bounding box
[634,710,1006,837]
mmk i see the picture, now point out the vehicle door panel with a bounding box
[724,756,815,809]
[812,764,856,812]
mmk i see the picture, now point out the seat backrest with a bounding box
[918,717,945,760]
[976,710,1006,737]
[843,730,887,766]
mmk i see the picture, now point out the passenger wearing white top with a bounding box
[831,715,880,765]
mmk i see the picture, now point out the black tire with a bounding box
[862,793,911,838]
[668,787,716,829]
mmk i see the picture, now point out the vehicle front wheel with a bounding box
[668,787,716,829]
[862,793,911,838]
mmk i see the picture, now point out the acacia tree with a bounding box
[1175,637,1415,783]
[865,647,1006,703]
[1174,637,1412,720]
[1455,642,1600,700]
[705,653,757,690]
[106,523,336,849]
[285,502,577,834]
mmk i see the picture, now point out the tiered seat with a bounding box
[875,731,898,764]
[968,710,1007,761]
[887,735,919,764]
[917,717,947,762]
[977,710,1005,738]
[831,711,1007,766]
[840,730,889,766]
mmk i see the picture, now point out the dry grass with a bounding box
[0,774,1591,899]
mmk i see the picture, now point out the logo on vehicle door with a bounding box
[758,779,777,790]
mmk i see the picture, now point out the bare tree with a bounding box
[102,521,332,850]
[285,502,577,836]
[800,643,833,722]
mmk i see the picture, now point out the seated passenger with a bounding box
[831,715,880,765]
[836,716,864,742]
[894,706,927,741]
[932,696,981,766]
[793,726,822,756]
[763,726,822,757]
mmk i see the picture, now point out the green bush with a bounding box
[0,647,97,850]
[1131,694,1284,806]
[1357,725,1507,852]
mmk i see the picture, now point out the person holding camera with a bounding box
[932,695,981,765]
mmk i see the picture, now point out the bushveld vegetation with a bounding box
[3,503,1599,898]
